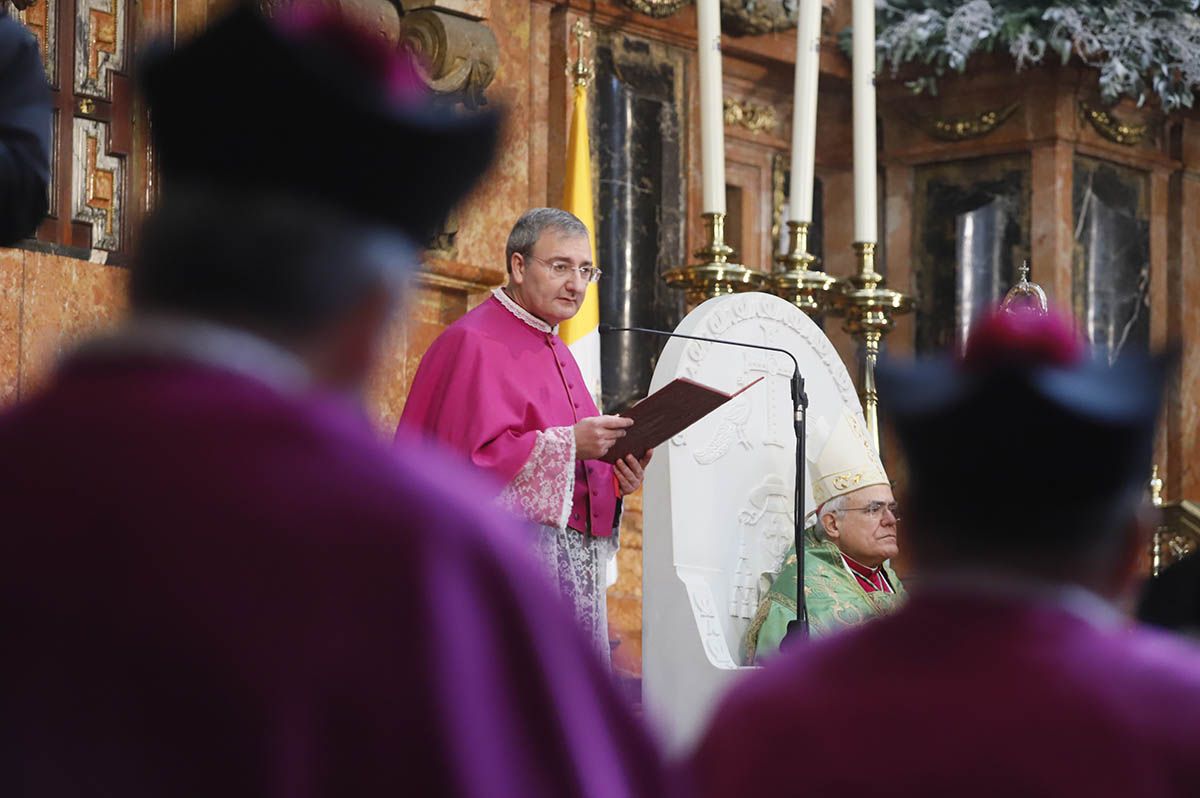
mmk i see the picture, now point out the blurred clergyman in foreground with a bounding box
[0,2,51,245]
[0,6,668,796]
[690,309,1200,797]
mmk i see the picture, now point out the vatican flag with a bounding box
[558,81,603,409]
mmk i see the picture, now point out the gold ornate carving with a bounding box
[1152,500,1200,575]
[621,0,691,18]
[625,0,803,30]
[14,0,56,83]
[771,152,787,246]
[399,8,498,109]
[75,0,125,100]
[1079,101,1148,146]
[720,0,797,36]
[919,103,1018,142]
[72,117,124,251]
[723,97,777,135]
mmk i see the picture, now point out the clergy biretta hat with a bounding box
[137,2,500,242]
[810,408,890,509]
[877,309,1170,538]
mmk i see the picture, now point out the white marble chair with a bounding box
[642,292,865,751]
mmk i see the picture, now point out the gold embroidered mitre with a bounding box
[810,409,889,508]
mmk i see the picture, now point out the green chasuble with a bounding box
[744,526,905,664]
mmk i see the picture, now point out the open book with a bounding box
[600,376,764,464]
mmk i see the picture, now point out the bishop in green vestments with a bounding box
[745,409,906,663]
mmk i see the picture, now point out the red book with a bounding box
[600,376,764,464]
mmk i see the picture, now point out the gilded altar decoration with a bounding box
[64,0,129,252]
[1079,101,1148,146]
[13,0,56,81]
[72,118,124,251]
[1152,500,1200,575]
[918,103,1019,142]
[622,0,802,34]
[771,153,787,246]
[622,0,691,18]
[720,0,797,35]
[723,97,778,135]
[75,0,125,100]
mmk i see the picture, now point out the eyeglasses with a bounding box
[525,254,602,283]
[838,501,901,521]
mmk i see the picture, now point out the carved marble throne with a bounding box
[642,292,865,751]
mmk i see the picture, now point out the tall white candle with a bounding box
[696,0,725,215]
[851,0,877,243]
[788,0,822,225]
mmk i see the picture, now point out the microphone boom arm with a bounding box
[600,324,809,644]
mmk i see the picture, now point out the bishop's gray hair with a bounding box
[815,494,851,539]
[504,207,589,273]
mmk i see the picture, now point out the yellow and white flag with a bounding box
[557,81,602,409]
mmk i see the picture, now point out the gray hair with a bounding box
[504,207,589,273]
[815,494,851,539]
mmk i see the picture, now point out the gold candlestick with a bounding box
[829,242,913,452]
[664,212,767,306]
[773,220,838,317]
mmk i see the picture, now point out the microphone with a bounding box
[600,323,810,643]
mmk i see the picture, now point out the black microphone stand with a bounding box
[600,325,809,643]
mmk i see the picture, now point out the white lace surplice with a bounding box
[490,288,617,664]
[533,523,617,666]
[498,426,617,664]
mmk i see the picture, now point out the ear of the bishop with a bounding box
[878,309,1172,547]
[810,409,891,528]
[137,1,501,243]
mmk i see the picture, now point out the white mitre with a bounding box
[810,408,890,508]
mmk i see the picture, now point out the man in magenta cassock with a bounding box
[689,310,1200,797]
[0,6,670,796]
[399,207,652,661]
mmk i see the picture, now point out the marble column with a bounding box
[912,158,1030,353]
[594,37,687,412]
[1071,157,1151,364]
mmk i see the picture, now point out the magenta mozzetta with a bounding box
[399,288,619,538]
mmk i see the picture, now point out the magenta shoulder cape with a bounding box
[398,294,618,535]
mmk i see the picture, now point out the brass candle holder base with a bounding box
[664,212,767,306]
[829,242,913,452]
[773,221,838,317]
